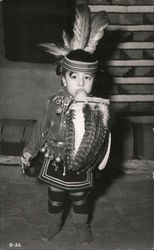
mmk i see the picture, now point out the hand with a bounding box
[21,152,32,167]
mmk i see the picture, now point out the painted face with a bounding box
[62,71,95,97]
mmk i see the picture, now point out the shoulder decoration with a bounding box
[53,95,73,115]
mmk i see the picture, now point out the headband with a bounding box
[61,56,98,73]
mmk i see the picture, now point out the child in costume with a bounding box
[21,5,111,246]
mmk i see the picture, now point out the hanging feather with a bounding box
[71,104,96,171]
[85,107,102,167]
[99,103,110,127]
[62,109,75,169]
[85,11,108,53]
[70,5,91,50]
[80,105,109,172]
[70,98,110,172]
[39,43,68,57]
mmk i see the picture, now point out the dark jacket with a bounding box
[23,92,110,190]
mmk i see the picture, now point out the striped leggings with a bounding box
[48,185,89,214]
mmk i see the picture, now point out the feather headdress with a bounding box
[84,11,108,53]
[40,4,108,57]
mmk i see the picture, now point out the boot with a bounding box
[41,212,62,242]
[72,213,93,246]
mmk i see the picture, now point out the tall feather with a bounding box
[85,11,108,53]
[39,43,68,57]
[62,30,71,51]
[70,5,91,50]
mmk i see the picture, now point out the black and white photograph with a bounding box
[0,0,154,249]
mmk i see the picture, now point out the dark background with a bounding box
[2,0,76,63]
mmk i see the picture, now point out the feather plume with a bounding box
[72,104,95,171]
[39,43,68,57]
[62,30,71,51]
[85,11,108,53]
[70,5,91,50]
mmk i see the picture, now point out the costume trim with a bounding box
[38,158,93,191]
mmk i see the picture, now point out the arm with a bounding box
[23,101,50,158]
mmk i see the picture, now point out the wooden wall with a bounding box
[80,0,154,116]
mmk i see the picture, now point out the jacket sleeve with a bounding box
[23,101,50,158]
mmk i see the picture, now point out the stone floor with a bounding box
[0,163,154,250]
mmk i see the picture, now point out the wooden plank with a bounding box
[134,66,154,76]
[108,25,154,31]
[88,0,154,5]
[105,60,154,67]
[110,94,154,102]
[102,31,154,43]
[107,66,154,77]
[111,102,154,115]
[114,77,154,84]
[89,5,154,13]
[0,155,21,165]
[100,42,154,49]
[111,84,154,95]
[111,50,142,60]
[117,42,154,49]
[133,31,154,42]
[111,0,154,4]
